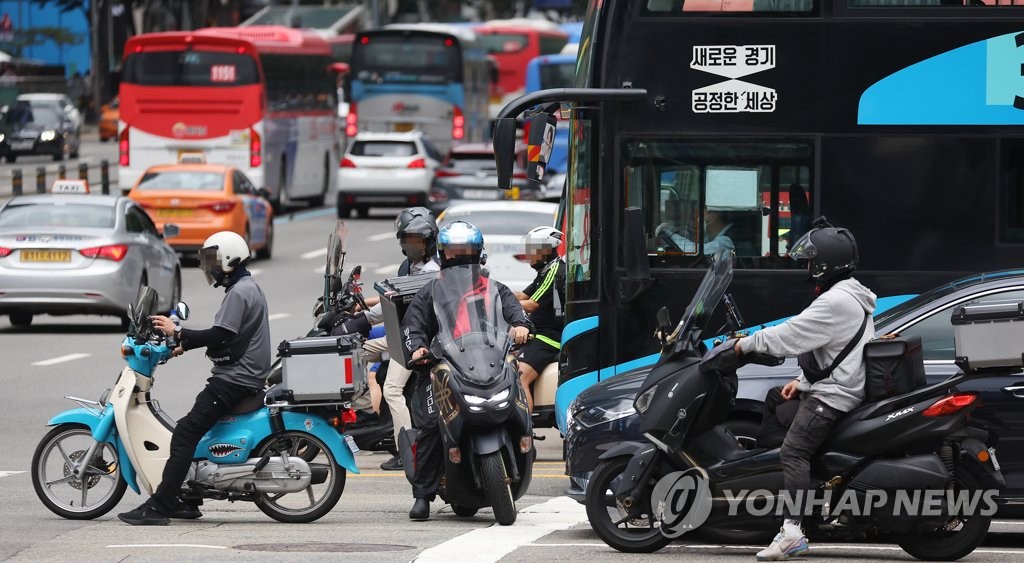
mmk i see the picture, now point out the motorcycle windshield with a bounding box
[430,265,511,387]
[674,249,734,345]
[325,221,348,303]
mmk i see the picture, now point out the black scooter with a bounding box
[414,265,535,525]
[585,251,1004,561]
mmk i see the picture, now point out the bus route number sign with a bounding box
[210,64,237,83]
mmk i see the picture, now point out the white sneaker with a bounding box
[755,529,808,561]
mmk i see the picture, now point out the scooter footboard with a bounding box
[279,411,360,474]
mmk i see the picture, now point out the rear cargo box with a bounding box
[951,299,1024,371]
[375,270,439,368]
[278,335,364,401]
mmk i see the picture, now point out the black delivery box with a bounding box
[375,270,439,368]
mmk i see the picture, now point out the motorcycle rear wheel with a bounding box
[481,451,517,525]
[585,457,673,553]
[895,463,992,561]
[253,431,346,523]
[31,424,127,520]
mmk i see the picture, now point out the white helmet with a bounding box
[199,231,251,287]
[518,226,563,263]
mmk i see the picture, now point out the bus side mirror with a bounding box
[525,109,557,184]
[329,62,350,76]
[494,117,517,190]
[621,206,655,302]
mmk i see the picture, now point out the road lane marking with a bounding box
[350,472,567,478]
[367,232,394,242]
[249,268,262,276]
[374,264,400,275]
[108,544,227,550]
[301,247,328,259]
[273,207,335,224]
[0,471,25,478]
[412,496,587,563]
[528,543,1024,555]
[313,266,327,273]
[268,313,291,321]
[33,353,91,366]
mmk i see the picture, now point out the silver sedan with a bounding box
[0,194,181,328]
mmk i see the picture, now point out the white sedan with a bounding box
[438,201,559,291]
[336,131,443,219]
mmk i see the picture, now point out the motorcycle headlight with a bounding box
[40,130,57,142]
[634,385,658,415]
[464,387,511,406]
[574,396,636,428]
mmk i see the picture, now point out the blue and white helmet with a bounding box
[437,220,484,268]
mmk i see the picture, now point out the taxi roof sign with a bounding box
[178,152,206,164]
[51,179,90,194]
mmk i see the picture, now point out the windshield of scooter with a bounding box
[429,265,511,386]
[132,285,158,330]
[673,249,734,351]
[324,220,348,305]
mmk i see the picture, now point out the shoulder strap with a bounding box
[820,312,869,378]
[398,259,411,276]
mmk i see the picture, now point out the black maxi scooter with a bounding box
[413,264,535,525]
[585,250,1004,561]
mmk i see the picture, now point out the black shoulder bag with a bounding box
[797,313,869,384]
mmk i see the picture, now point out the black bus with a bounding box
[492,1,1024,433]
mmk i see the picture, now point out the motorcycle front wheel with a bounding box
[481,451,517,525]
[31,424,127,520]
[253,431,346,523]
[585,457,673,553]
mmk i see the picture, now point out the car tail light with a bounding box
[340,157,357,168]
[408,158,426,169]
[0,247,11,258]
[512,171,528,179]
[249,127,261,167]
[922,393,978,417]
[452,106,464,140]
[200,200,237,213]
[428,188,449,203]
[346,103,358,137]
[434,168,460,178]
[80,244,129,262]
[118,127,130,166]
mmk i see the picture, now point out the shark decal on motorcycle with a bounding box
[208,443,244,458]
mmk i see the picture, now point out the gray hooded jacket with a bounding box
[739,278,877,412]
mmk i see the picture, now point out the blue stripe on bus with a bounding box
[859,31,1024,125]
[350,82,465,107]
[562,315,599,345]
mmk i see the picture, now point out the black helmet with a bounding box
[394,206,438,262]
[789,217,858,287]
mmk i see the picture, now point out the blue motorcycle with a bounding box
[31,286,359,523]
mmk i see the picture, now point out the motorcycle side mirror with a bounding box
[162,223,180,239]
[657,307,672,334]
[351,264,362,279]
[493,117,517,190]
[176,302,190,321]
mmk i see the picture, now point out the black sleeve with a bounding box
[401,283,437,365]
[179,326,234,351]
[498,283,534,332]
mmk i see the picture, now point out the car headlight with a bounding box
[40,130,56,142]
[0,133,5,143]
[574,396,636,428]
[464,387,511,405]
[634,385,658,415]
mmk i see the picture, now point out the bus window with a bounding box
[123,51,259,86]
[646,0,815,12]
[1000,140,1024,244]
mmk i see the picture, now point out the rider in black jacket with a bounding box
[402,220,533,521]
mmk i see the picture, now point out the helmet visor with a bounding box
[198,246,221,286]
[788,231,818,260]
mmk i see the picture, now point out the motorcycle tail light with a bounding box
[340,408,358,424]
[922,393,978,417]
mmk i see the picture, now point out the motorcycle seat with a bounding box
[228,391,267,415]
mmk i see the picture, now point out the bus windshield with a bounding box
[352,34,461,84]
[539,61,575,89]
[122,50,259,86]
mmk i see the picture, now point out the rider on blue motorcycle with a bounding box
[402,221,533,521]
[118,231,271,526]
[732,218,877,560]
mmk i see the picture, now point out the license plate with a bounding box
[393,122,415,133]
[157,209,194,218]
[20,249,71,262]
[343,434,360,454]
[462,189,501,200]
[11,141,33,150]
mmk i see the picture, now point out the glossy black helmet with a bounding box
[394,206,438,262]
[789,217,858,286]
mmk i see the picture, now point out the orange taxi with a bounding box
[99,97,119,142]
[127,163,274,259]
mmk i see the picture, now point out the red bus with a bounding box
[474,20,568,119]
[119,26,341,209]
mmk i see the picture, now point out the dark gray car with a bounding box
[427,143,539,214]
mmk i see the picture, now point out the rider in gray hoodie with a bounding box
[734,218,877,561]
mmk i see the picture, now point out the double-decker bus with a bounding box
[346,24,490,155]
[119,26,340,209]
[493,0,1024,432]
[475,20,569,119]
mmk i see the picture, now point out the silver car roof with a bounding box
[2,194,124,207]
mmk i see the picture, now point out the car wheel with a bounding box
[5,154,16,163]
[336,200,351,219]
[356,206,370,219]
[256,222,274,260]
[9,312,33,327]
[52,148,65,162]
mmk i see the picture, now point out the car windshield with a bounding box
[0,203,115,229]
[440,210,554,236]
[350,141,417,157]
[136,171,225,191]
[2,104,62,127]
[447,153,496,171]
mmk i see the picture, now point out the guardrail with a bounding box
[9,160,115,196]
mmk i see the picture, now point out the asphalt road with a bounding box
[0,129,119,196]
[2,207,1024,561]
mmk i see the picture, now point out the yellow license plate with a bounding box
[393,122,415,133]
[157,209,194,218]
[20,249,71,263]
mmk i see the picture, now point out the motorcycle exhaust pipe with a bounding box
[310,465,330,485]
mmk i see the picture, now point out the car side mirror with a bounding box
[493,118,517,190]
[176,302,190,321]
[257,188,272,201]
[163,223,180,239]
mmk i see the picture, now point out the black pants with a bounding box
[152,377,259,508]
[411,370,443,500]
[780,394,842,522]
